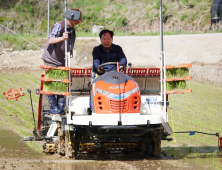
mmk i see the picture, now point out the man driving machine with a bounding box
[92,29,127,75]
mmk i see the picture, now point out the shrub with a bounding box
[180,14,188,21]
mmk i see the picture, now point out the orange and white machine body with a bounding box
[65,67,170,129]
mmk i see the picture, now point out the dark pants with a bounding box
[44,60,66,114]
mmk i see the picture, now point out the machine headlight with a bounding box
[125,87,138,95]
[96,87,110,96]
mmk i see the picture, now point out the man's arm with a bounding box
[118,46,127,68]
[48,32,69,44]
[92,47,104,73]
[92,47,100,69]
[48,22,69,44]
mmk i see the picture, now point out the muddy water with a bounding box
[41,154,222,170]
[0,129,41,158]
[0,129,222,170]
[42,148,222,170]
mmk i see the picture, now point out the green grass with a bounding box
[0,33,45,50]
[168,81,222,146]
[0,0,220,40]
[180,14,188,21]
[77,30,222,37]
[0,70,42,152]
[162,80,222,169]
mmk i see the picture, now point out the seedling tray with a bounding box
[163,76,192,82]
[165,89,192,94]
[40,65,69,70]
[40,90,70,96]
[41,77,70,83]
[163,63,192,69]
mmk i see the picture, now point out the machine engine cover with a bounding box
[91,71,141,114]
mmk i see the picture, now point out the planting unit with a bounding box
[40,65,70,96]
[163,63,193,94]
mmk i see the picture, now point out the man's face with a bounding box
[101,33,113,50]
[68,19,80,27]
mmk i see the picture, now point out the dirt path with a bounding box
[1,33,222,86]
[1,33,222,68]
[77,33,222,67]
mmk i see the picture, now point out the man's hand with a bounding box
[48,32,69,44]
[97,67,104,73]
[62,32,69,41]
[119,66,124,72]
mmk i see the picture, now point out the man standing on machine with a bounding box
[42,9,83,115]
[92,29,127,75]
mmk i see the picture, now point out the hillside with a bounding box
[0,0,214,35]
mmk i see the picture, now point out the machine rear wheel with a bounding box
[57,122,65,156]
[65,131,75,159]
[139,130,161,157]
[153,130,161,158]
[56,122,75,158]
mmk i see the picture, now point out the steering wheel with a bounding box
[98,62,126,72]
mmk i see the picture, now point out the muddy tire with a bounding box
[57,122,65,156]
[139,132,154,156]
[65,131,75,159]
[153,130,161,158]
[139,130,161,158]
[56,122,75,158]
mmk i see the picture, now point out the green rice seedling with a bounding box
[61,70,69,80]
[43,82,52,91]
[178,80,187,89]
[45,70,69,80]
[55,70,62,79]
[166,81,175,91]
[165,68,190,78]
[44,70,53,79]
[163,81,187,91]
[176,68,189,78]
[56,82,68,92]
[43,82,67,93]
[44,82,54,92]
[166,68,176,78]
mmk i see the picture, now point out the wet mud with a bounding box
[0,129,222,169]
[0,129,41,158]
